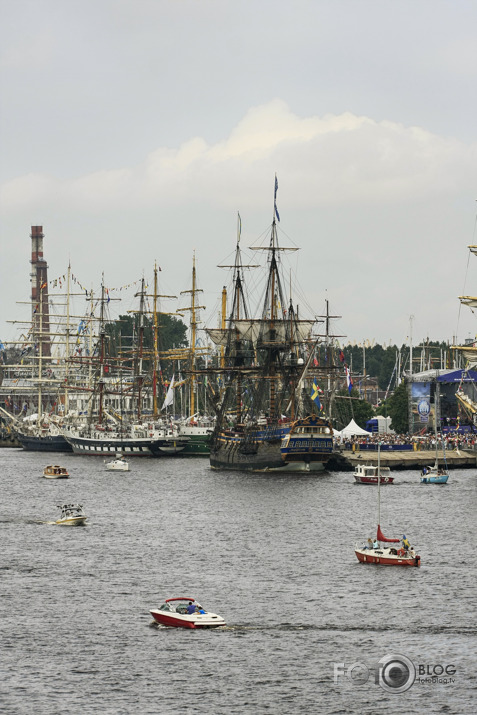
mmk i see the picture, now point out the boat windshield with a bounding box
[59,504,84,517]
[161,599,204,614]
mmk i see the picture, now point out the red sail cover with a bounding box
[377,525,400,543]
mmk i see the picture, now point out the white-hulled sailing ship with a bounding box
[62,276,189,457]
[207,178,335,472]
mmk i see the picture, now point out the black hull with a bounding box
[210,441,284,471]
[149,440,188,456]
[64,435,154,456]
[17,433,73,453]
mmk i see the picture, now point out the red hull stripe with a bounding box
[151,612,196,628]
[355,551,420,567]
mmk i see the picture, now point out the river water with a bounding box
[1,449,475,714]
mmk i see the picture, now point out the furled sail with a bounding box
[454,347,477,367]
[459,295,477,309]
[233,318,314,346]
[205,328,230,347]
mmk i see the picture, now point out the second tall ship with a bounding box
[207,179,335,472]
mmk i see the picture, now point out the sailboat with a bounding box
[355,444,421,567]
[208,178,334,472]
[420,376,449,484]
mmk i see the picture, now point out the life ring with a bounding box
[397,548,405,556]
[383,477,388,483]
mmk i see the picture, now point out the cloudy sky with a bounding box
[1,0,477,350]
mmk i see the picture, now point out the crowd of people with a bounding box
[338,431,477,451]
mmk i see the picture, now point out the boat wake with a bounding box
[0,516,51,525]
[149,621,476,636]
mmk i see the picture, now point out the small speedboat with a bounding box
[150,598,226,629]
[43,465,69,479]
[353,464,394,484]
[105,454,130,471]
[54,504,87,526]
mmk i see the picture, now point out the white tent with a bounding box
[339,419,372,438]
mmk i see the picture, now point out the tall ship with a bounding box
[62,276,189,457]
[3,229,84,453]
[207,179,334,472]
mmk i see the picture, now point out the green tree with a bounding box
[333,388,374,430]
[386,381,409,433]
[104,313,188,377]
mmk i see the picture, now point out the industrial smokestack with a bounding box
[30,225,51,357]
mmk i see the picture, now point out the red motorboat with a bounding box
[353,463,394,484]
[150,598,226,629]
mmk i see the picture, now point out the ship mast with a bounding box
[179,253,205,417]
[215,215,257,424]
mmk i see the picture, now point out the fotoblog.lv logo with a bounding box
[334,654,457,692]
[334,654,416,693]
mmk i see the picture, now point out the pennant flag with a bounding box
[345,366,353,394]
[237,212,242,242]
[313,357,319,367]
[310,381,322,410]
[339,350,345,363]
[162,374,175,410]
[274,175,280,222]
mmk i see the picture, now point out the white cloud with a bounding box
[2,100,475,215]
[1,101,476,345]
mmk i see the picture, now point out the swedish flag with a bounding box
[310,381,322,410]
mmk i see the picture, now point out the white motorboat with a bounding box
[353,463,394,484]
[43,465,69,479]
[105,454,130,471]
[150,598,226,629]
[54,504,87,526]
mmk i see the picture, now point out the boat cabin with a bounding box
[354,464,391,479]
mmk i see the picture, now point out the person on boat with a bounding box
[366,538,373,550]
[373,538,379,549]
[402,536,410,552]
[187,602,196,614]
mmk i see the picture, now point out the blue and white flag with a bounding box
[346,366,353,394]
[274,175,280,222]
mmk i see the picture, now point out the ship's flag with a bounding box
[237,212,242,242]
[313,357,319,367]
[339,350,345,363]
[274,175,280,222]
[162,374,175,410]
[310,381,322,410]
[346,366,353,394]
